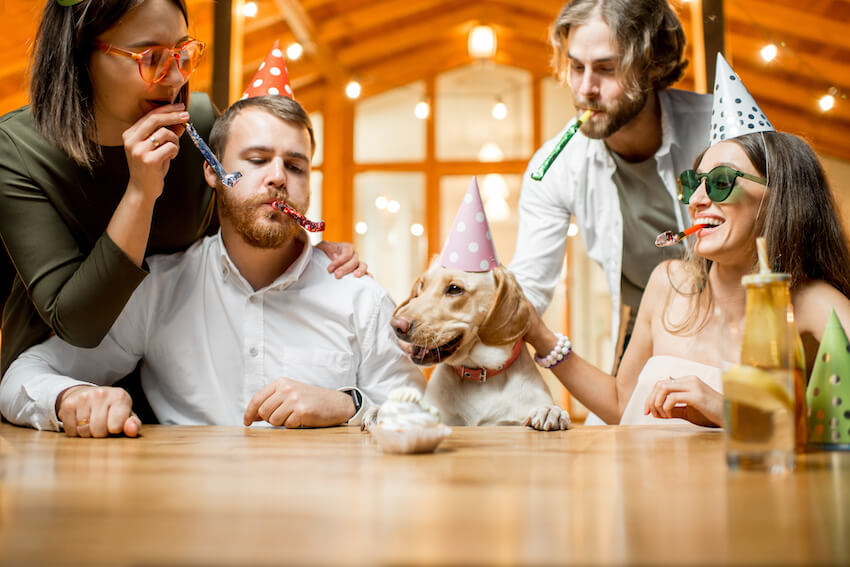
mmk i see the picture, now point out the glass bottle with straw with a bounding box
[723,237,807,472]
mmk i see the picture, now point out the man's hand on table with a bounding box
[56,385,142,438]
[244,377,356,428]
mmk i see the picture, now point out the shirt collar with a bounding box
[655,90,676,158]
[215,229,313,293]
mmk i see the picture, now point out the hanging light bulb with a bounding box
[492,98,507,120]
[286,42,303,61]
[478,142,504,162]
[355,222,368,235]
[346,80,362,100]
[241,1,258,17]
[760,44,777,63]
[414,100,430,120]
[468,25,496,59]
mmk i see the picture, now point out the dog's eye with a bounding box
[445,284,465,296]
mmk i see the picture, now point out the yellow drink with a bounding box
[723,365,795,472]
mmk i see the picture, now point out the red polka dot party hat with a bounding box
[242,40,294,99]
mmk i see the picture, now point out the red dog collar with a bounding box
[454,340,524,383]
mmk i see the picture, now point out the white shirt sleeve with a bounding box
[509,163,573,314]
[0,288,149,431]
[351,290,425,426]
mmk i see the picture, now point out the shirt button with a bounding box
[249,347,258,357]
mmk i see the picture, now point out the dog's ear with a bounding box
[477,266,531,346]
[393,272,424,315]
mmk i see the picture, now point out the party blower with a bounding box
[530,109,594,181]
[184,123,325,233]
[654,223,709,248]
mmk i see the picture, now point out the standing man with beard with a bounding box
[0,96,423,437]
[510,0,712,360]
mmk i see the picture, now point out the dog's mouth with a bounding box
[409,334,463,366]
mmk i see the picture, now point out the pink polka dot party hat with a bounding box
[242,40,294,99]
[439,176,499,272]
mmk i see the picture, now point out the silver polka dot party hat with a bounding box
[710,53,775,146]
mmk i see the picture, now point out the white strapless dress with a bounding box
[619,355,723,426]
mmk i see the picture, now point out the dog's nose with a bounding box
[391,316,412,338]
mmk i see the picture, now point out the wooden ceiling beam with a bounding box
[335,4,486,68]
[759,99,850,161]
[725,0,850,50]
[317,0,451,44]
[271,0,348,85]
[327,2,551,72]
[728,59,850,123]
[480,5,554,45]
[483,0,564,21]
[727,33,850,92]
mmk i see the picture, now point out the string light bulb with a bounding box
[819,94,835,112]
[492,98,507,120]
[241,1,258,17]
[345,80,362,100]
[286,42,303,61]
[760,44,777,63]
[414,100,430,120]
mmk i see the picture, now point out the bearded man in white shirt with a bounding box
[510,0,712,360]
[0,95,424,437]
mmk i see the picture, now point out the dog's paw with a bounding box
[361,407,379,431]
[524,406,571,431]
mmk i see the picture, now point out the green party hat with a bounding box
[807,309,850,448]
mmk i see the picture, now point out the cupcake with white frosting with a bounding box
[369,387,451,454]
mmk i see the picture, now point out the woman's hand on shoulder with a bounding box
[643,374,723,427]
[316,240,369,278]
[123,103,190,203]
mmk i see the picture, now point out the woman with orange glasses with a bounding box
[0,0,362,418]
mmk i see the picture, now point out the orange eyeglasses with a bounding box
[94,38,206,85]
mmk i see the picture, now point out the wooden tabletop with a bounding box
[0,423,847,566]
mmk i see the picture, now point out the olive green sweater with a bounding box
[0,93,217,375]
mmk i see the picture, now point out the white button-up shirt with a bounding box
[0,233,424,429]
[510,89,713,339]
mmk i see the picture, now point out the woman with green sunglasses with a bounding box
[522,131,850,428]
[0,0,363,421]
[677,164,767,205]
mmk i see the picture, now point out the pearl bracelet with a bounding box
[534,333,572,369]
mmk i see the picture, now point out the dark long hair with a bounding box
[666,131,850,334]
[29,0,189,167]
[550,0,688,100]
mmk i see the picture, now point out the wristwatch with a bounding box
[345,389,363,413]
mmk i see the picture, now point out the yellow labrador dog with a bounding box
[388,261,570,430]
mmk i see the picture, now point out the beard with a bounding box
[576,88,648,140]
[218,190,306,249]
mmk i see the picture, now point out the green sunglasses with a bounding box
[678,165,767,204]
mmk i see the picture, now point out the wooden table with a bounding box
[0,423,847,566]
